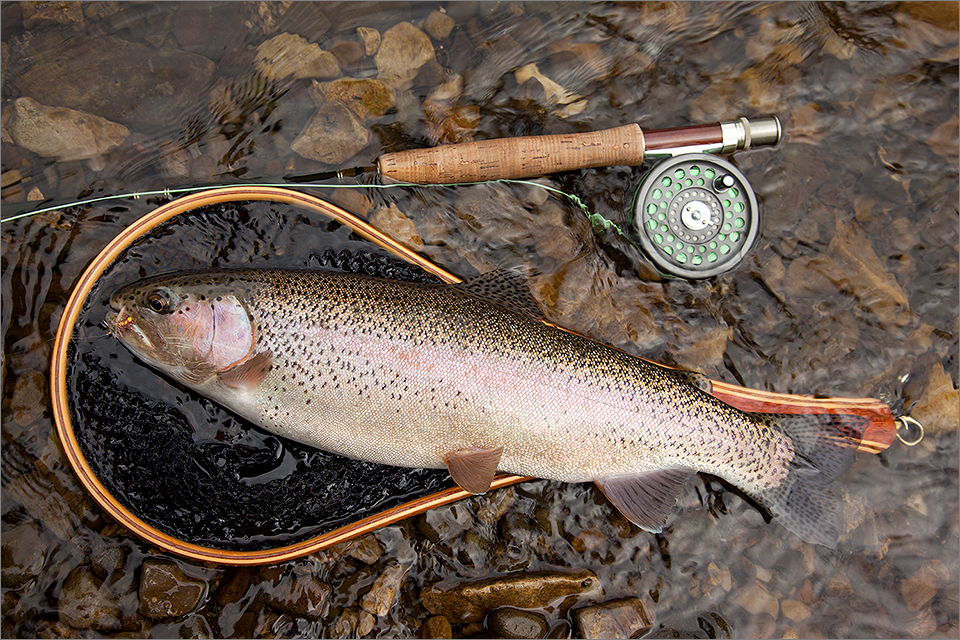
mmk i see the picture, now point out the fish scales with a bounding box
[246,271,785,485]
[107,268,867,547]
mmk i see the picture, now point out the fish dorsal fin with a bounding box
[218,351,273,391]
[455,270,545,320]
[444,446,504,494]
[594,468,695,533]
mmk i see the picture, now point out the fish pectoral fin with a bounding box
[444,446,504,494]
[218,351,273,391]
[594,468,695,533]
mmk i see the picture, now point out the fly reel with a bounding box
[633,153,759,279]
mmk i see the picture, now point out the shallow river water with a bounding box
[2,2,958,638]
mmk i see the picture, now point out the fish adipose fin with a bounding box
[218,351,273,391]
[594,468,695,533]
[751,412,867,548]
[444,446,504,494]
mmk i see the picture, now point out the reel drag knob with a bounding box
[632,153,760,279]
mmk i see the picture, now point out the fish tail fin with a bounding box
[751,412,867,548]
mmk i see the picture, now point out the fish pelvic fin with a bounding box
[751,412,867,548]
[218,350,273,391]
[594,468,696,533]
[444,446,504,494]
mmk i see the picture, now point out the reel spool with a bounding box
[633,153,759,279]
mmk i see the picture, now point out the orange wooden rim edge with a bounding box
[50,186,528,565]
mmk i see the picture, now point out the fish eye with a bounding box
[146,290,171,314]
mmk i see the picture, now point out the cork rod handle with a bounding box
[378,124,645,184]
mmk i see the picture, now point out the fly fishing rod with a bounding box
[373,115,781,279]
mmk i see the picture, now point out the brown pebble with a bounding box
[420,615,453,639]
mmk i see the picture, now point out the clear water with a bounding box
[2,2,957,638]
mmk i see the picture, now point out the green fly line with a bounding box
[0,179,630,238]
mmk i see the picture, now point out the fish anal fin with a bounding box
[444,446,504,494]
[218,351,273,391]
[594,468,695,533]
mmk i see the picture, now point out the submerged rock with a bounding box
[487,606,550,639]
[420,568,603,624]
[420,615,453,638]
[1,523,45,589]
[360,561,409,617]
[310,78,396,121]
[573,597,654,639]
[290,102,371,166]
[375,22,436,90]
[59,567,121,631]
[256,32,341,81]
[138,560,207,619]
[263,566,331,619]
[7,97,129,164]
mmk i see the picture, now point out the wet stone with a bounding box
[1,523,45,589]
[376,21,436,90]
[290,102,371,166]
[348,534,384,565]
[310,78,396,121]
[487,606,550,639]
[59,567,121,631]
[90,546,124,580]
[474,486,517,526]
[333,607,376,638]
[424,10,456,40]
[421,568,603,624]
[256,32,341,81]
[420,615,453,639]
[263,566,331,619]
[214,566,251,607]
[360,561,409,617]
[573,597,653,640]
[7,97,129,163]
[138,560,207,620]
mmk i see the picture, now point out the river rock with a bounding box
[573,597,654,640]
[256,32,341,81]
[59,567,120,631]
[421,569,603,624]
[734,580,780,618]
[290,102,371,166]
[310,78,396,121]
[910,362,959,435]
[487,607,549,639]
[1,523,45,589]
[333,607,376,637]
[263,566,331,619]
[358,27,381,56]
[7,98,129,164]
[424,10,456,40]
[360,561,409,617]
[901,559,950,611]
[375,22,436,90]
[420,615,453,638]
[15,34,214,125]
[214,566,251,607]
[138,560,208,619]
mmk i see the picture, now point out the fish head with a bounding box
[106,274,255,385]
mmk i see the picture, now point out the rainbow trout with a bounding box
[107,269,865,547]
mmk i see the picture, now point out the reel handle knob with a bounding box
[378,124,646,184]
